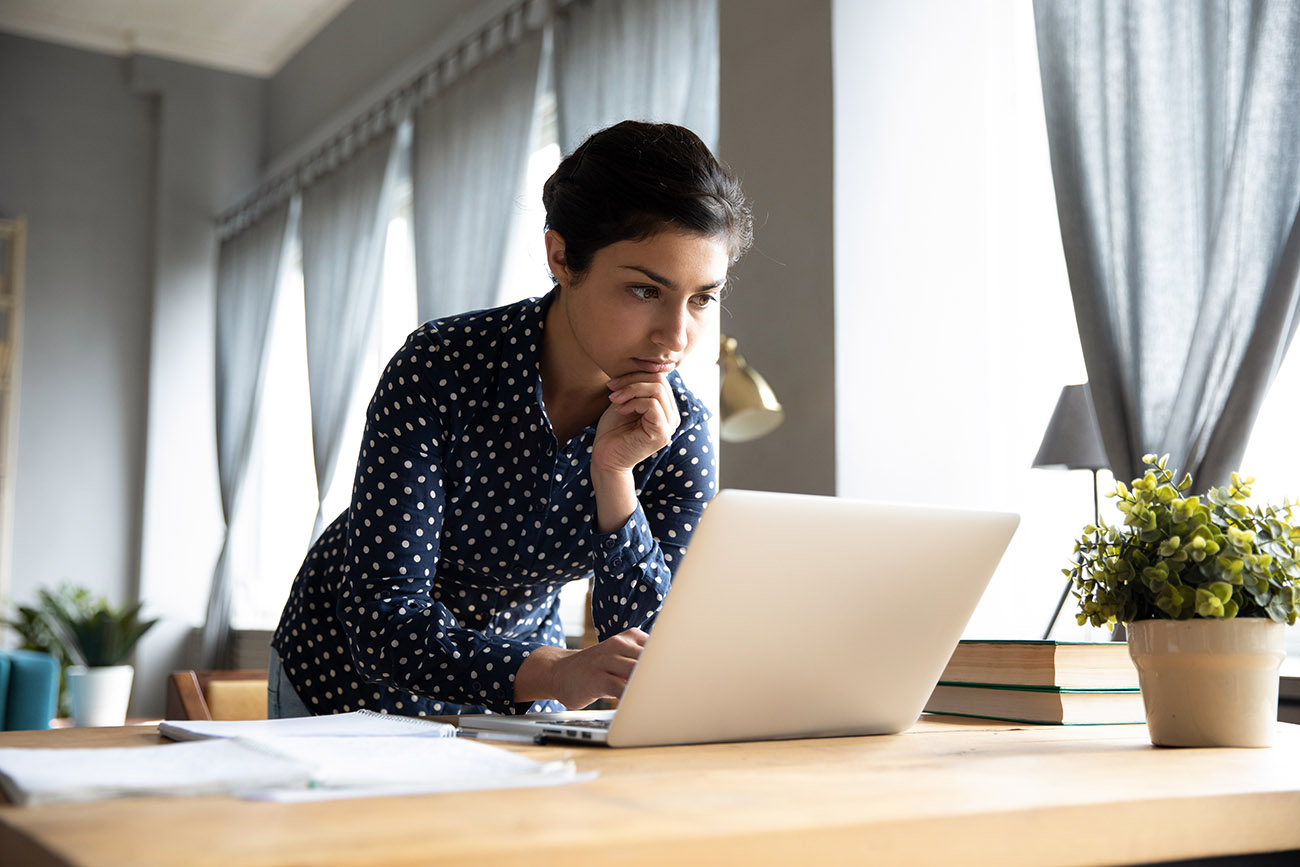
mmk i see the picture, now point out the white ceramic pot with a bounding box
[65,664,135,727]
[1127,619,1286,748]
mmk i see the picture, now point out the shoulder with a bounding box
[408,295,548,358]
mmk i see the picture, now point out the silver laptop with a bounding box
[459,488,1018,747]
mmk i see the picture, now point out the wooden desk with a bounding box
[2,717,1299,867]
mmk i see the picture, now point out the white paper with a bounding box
[0,730,592,806]
[158,709,455,741]
[0,740,310,806]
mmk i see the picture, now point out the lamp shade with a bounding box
[1032,383,1108,470]
[718,335,784,443]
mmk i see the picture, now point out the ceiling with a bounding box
[0,0,355,77]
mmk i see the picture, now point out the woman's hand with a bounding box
[513,628,648,709]
[590,373,679,532]
[593,372,679,474]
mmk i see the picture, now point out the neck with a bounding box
[541,290,609,438]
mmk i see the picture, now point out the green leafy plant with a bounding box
[1067,454,1300,627]
[5,584,157,667]
[3,585,99,715]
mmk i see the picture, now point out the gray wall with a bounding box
[0,33,265,716]
[131,55,266,716]
[267,0,491,166]
[0,34,156,612]
[717,0,836,494]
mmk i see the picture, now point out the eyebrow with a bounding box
[619,265,725,292]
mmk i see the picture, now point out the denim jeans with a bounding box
[266,646,312,719]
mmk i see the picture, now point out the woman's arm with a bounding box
[587,372,717,639]
[334,328,550,713]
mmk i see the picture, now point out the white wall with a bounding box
[833,0,1100,639]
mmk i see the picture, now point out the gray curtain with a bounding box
[301,128,401,538]
[204,200,292,668]
[412,25,545,323]
[1035,0,1300,487]
[554,0,719,152]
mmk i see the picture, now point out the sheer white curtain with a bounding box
[412,26,545,323]
[553,0,719,151]
[1034,0,1300,486]
[204,201,292,667]
[300,128,402,538]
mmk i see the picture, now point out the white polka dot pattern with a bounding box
[271,292,718,716]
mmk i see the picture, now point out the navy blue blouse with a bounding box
[271,292,717,716]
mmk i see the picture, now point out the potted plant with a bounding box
[4,584,96,716]
[1067,454,1298,747]
[5,586,157,727]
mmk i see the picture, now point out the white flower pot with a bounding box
[66,664,135,727]
[1127,619,1286,748]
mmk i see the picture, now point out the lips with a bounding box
[633,358,678,374]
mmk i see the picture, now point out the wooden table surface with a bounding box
[2,716,1299,867]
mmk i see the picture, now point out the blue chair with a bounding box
[0,649,60,730]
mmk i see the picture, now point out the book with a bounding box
[924,682,1145,725]
[938,640,1139,690]
[158,709,455,741]
[0,732,586,807]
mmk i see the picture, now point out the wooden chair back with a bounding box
[165,670,268,721]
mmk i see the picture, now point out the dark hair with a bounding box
[542,121,753,278]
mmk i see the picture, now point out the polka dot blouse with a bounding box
[271,291,717,717]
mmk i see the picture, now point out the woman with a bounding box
[269,121,752,718]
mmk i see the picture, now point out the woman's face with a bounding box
[548,228,730,381]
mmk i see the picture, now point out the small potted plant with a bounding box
[1067,454,1298,747]
[4,584,96,717]
[7,586,157,727]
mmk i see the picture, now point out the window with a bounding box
[1240,334,1300,659]
[498,89,561,307]
[231,164,418,630]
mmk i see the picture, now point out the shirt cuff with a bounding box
[467,637,546,715]
[594,506,657,575]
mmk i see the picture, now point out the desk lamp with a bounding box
[1033,383,1109,639]
[718,335,784,443]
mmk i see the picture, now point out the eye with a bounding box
[691,292,721,309]
[630,285,659,301]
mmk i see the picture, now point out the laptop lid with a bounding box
[463,489,1019,747]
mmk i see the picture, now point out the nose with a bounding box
[653,303,691,353]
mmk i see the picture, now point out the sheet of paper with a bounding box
[0,732,592,806]
[236,734,591,800]
[0,740,310,806]
[158,709,455,741]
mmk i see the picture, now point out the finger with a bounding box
[608,380,670,405]
[602,656,638,682]
[619,627,649,646]
[615,396,669,423]
[606,372,667,391]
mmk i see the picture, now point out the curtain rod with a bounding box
[217,0,561,239]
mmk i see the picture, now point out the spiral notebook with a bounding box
[158,709,455,741]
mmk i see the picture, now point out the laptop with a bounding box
[459,488,1019,747]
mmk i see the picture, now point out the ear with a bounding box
[544,230,572,288]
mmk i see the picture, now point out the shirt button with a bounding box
[603,538,618,551]
[611,556,623,568]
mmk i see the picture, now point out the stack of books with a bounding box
[924,640,1146,725]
